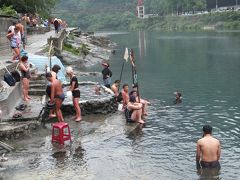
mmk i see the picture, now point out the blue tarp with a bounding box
[28,54,66,82]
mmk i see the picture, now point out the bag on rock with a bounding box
[11,71,21,82]
[4,72,16,86]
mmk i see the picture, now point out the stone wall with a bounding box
[62,97,118,116]
[48,29,68,52]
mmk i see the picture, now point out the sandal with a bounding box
[13,113,22,118]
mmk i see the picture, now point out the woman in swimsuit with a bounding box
[125,95,145,124]
[19,56,31,101]
[6,26,21,61]
[66,66,82,122]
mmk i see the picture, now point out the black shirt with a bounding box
[102,67,112,79]
[70,76,78,90]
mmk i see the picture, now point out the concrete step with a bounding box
[29,79,46,85]
[29,83,46,89]
[29,89,45,96]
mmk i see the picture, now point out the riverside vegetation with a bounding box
[54,0,240,31]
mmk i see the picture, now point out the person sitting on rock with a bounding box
[129,90,149,116]
[121,84,129,110]
[125,95,145,124]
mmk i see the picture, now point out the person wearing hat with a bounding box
[66,66,82,122]
[125,95,145,124]
[101,62,112,88]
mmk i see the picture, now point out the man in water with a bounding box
[174,91,182,104]
[46,72,64,122]
[196,125,221,169]
[121,84,129,110]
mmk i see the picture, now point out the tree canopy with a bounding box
[0,0,58,17]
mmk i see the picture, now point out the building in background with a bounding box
[137,0,145,18]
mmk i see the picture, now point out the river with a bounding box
[1,31,240,179]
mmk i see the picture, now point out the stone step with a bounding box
[29,89,45,96]
[29,79,46,85]
[29,83,46,89]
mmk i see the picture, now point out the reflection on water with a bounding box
[1,31,240,179]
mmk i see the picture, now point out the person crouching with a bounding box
[46,72,64,122]
[125,95,145,124]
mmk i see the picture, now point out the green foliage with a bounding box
[0,5,17,16]
[79,44,90,56]
[63,43,80,55]
[0,0,58,17]
[63,42,90,56]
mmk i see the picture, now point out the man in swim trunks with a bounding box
[121,84,129,110]
[46,72,64,122]
[196,125,221,169]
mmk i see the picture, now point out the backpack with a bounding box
[11,70,21,82]
[4,72,16,86]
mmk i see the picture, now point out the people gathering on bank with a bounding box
[3,14,222,174]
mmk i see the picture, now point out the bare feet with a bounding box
[27,96,32,100]
[75,117,82,122]
[138,119,145,124]
[49,114,57,118]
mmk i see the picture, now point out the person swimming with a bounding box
[174,91,182,104]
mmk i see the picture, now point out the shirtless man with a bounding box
[121,84,129,110]
[111,80,120,97]
[46,72,64,122]
[196,125,221,169]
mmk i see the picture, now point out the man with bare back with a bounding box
[46,72,64,122]
[196,125,221,169]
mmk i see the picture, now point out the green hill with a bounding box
[54,0,240,31]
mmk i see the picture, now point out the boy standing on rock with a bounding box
[101,62,112,88]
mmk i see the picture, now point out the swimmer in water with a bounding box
[174,91,182,104]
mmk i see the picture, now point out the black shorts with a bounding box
[72,90,80,98]
[200,161,221,169]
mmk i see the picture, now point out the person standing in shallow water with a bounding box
[66,66,82,122]
[196,125,221,169]
[101,62,112,88]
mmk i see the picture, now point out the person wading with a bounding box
[196,125,221,169]
[66,66,82,122]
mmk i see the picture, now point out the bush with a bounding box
[0,5,17,16]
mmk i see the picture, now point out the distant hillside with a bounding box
[54,0,240,31]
